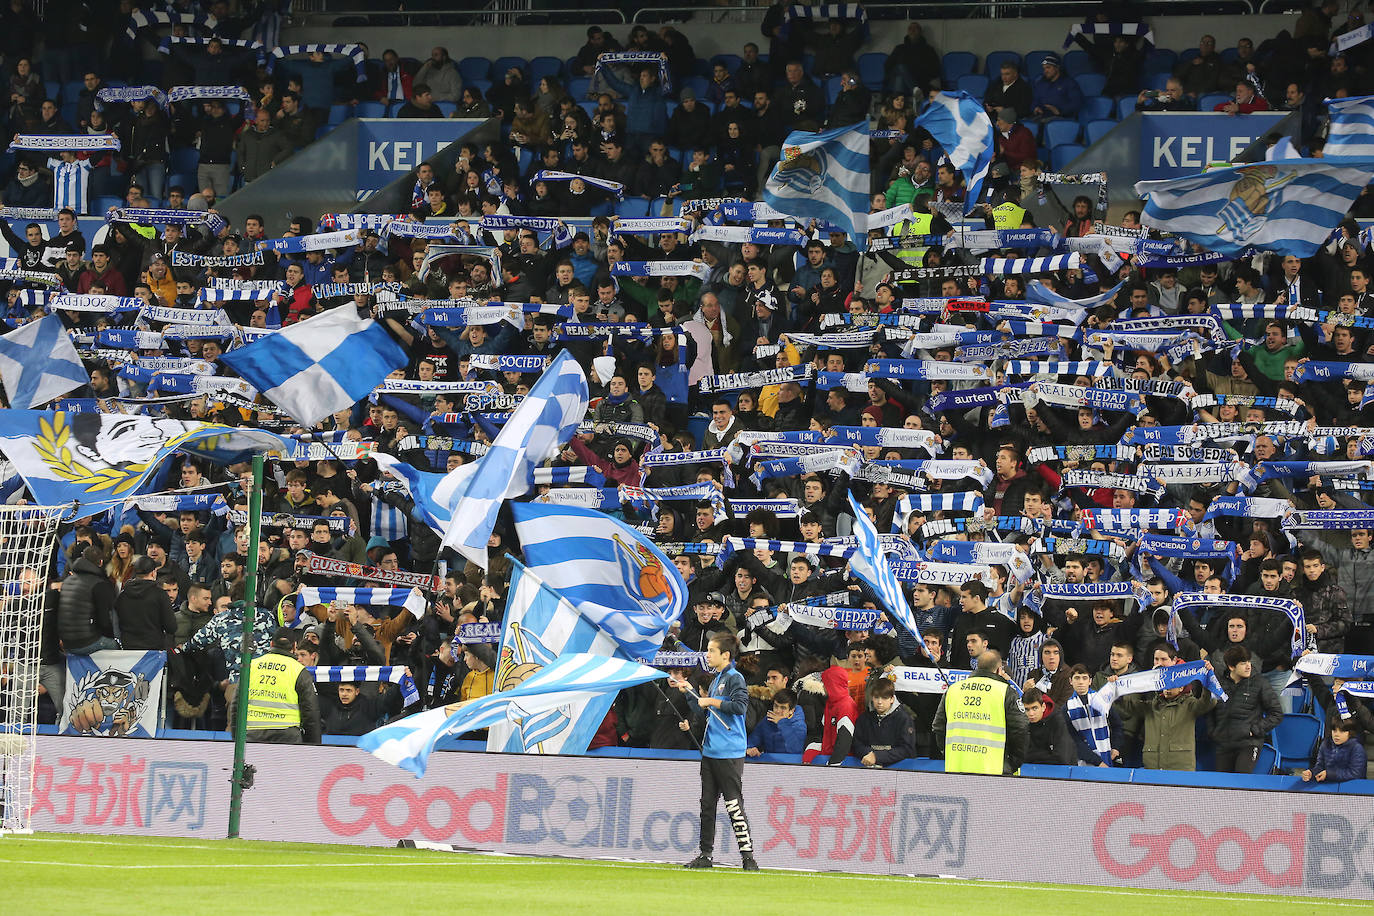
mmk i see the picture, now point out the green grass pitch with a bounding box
[0,833,1361,915]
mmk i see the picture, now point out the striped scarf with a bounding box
[270,43,368,81]
[1065,691,1113,762]
[307,665,420,706]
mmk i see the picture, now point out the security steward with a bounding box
[244,628,322,744]
[933,649,1028,774]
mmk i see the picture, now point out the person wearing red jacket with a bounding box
[1214,80,1271,115]
[800,665,858,764]
[993,107,1037,172]
[569,435,642,487]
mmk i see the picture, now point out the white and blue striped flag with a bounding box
[912,91,994,210]
[440,350,588,567]
[219,305,408,426]
[846,491,922,641]
[359,653,665,777]
[763,121,871,249]
[1134,158,1374,258]
[0,314,88,409]
[1326,95,1374,158]
[486,559,623,754]
[511,502,687,661]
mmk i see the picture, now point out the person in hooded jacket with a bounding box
[1022,687,1077,765]
[570,435,642,488]
[115,555,177,650]
[59,546,119,654]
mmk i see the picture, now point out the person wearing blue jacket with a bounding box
[598,63,668,157]
[745,687,807,755]
[1031,54,1084,120]
[1303,719,1368,784]
[673,632,759,871]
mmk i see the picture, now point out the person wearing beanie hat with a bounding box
[1031,52,1083,120]
[993,105,1037,173]
[461,642,496,702]
[243,626,322,744]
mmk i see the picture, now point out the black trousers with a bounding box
[1215,742,1260,774]
[699,756,753,857]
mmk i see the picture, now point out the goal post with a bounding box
[0,504,72,835]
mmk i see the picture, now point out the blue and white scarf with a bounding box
[269,43,367,81]
[531,466,606,487]
[592,51,673,93]
[307,666,420,706]
[863,358,990,381]
[1065,20,1154,48]
[112,207,228,235]
[258,228,361,254]
[1282,509,1374,530]
[610,259,708,281]
[478,214,574,249]
[690,225,809,246]
[698,363,813,394]
[612,217,690,235]
[96,86,168,110]
[9,134,119,152]
[48,293,143,314]
[1176,591,1305,660]
[197,286,285,304]
[296,586,420,612]
[981,253,1080,275]
[1065,691,1113,762]
[1090,660,1228,715]
[533,169,626,200]
[1078,508,1190,531]
[170,250,264,267]
[124,9,216,41]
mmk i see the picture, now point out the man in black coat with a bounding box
[115,556,177,650]
[58,546,118,654]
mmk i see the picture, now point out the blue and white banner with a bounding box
[295,587,421,613]
[846,491,921,641]
[1325,95,1374,159]
[1089,659,1228,715]
[1137,112,1287,181]
[60,650,166,738]
[763,121,871,249]
[913,92,993,210]
[511,502,687,662]
[891,666,969,694]
[1295,653,1374,680]
[486,560,624,755]
[359,653,664,777]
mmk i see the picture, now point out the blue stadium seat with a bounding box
[1178,47,1200,65]
[683,76,710,100]
[566,77,590,99]
[61,80,83,104]
[493,56,528,79]
[355,101,386,118]
[1024,50,1057,74]
[692,58,712,79]
[578,100,597,119]
[802,53,815,75]
[436,101,456,117]
[664,100,678,120]
[1145,48,1178,72]
[822,75,842,104]
[1273,713,1322,771]
[93,195,123,214]
[941,51,977,84]
[1042,119,1080,147]
[1063,50,1094,77]
[170,147,199,175]
[60,102,78,126]
[313,126,331,140]
[1036,144,1049,165]
[327,103,351,125]
[616,197,651,218]
[955,74,988,98]
[857,51,886,90]
[458,56,491,83]
[1077,73,1107,98]
[528,56,564,84]
[1051,142,1085,169]
[1198,92,1231,111]
[1084,119,1116,144]
[984,50,1021,75]
[589,200,615,218]
[1117,96,1138,119]
[1147,72,1170,91]
[1253,744,1277,776]
[42,80,59,103]
[169,172,196,195]
[710,53,742,73]
[468,79,493,97]
[1077,95,1114,122]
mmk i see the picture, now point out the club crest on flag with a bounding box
[612,532,674,618]
[1216,165,1298,239]
[494,622,573,752]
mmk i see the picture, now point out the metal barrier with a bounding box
[296,5,626,25]
[629,0,1255,21]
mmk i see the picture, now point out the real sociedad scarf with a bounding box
[917,516,1040,540]
[258,229,361,254]
[1176,591,1305,659]
[1036,536,1127,560]
[139,304,231,326]
[612,217,689,235]
[619,482,722,518]
[1065,691,1114,761]
[1043,581,1152,606]
[924,540,1034,582]
[467,354,549,373]
[166,86,253,105]
[308,666,420,706]
[780,604,894,635]
[420,303,520,328]
[1060,469,1164,497]
[96,85,168,109]
[1088,661,1231,719]
[113,207,228,235]
[577,420,658,443]
[925,383,1028,413]
[9,134,119,152]
[1292,361,1374,384]
[303,552,439,590]
[170,250,264,267]
[1143,461,1250,485]
[1296,653,1374,683]
[1191,394,1299,416]
[385,221,469,240]
[1006,359,1114,377]
[719,536,855,564]
[750,450,860,486]
[1029,381,1142,413]
[892,667,967,693]
[640,447,732,468]
[981,253,1080,275]
[124,9,216,40]
[1026,444,1136,463]
[690,225,808,246]
[863,358,989,381]
[1138,535,1240,567]
[955,337,1062,361]
[312,282,400,300]
[534,169,625,200]
[780,329,878,350]
[1134,250,1236,269]
[1283,509,1374,529]
[296,586,419,611]
[610,259,708,280]
[48,293,143,313]
[1078,508,1190,531]
[944,228,1058,252]
[129,492,228,513]
[1201,495,1292,521]
[478,215,574,248]
[888,559,993,585]
[269,43,367,81]
[236,509,349,533]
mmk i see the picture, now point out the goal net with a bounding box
[0,506,69,835]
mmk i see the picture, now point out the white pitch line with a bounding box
[11,836,434,859]
[0,857,471,870]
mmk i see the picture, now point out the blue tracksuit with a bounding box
[700,662,749,759]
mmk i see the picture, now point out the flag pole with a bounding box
[227,452,264,838]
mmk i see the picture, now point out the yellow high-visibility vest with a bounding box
[989,202,1027,230]
[887,213,935,266]
[244,653,304,730]
[943,676,1009,774]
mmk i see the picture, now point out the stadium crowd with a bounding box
[4,1,1372,780]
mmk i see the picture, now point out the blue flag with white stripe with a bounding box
[219,306,408,426]
[440,350,588,567]
[912,91,994,210]
[0,314,88,409]
[763,121,871,249]
[1134,159,1374,258]
[845,492,922,641]
[359,653,664,777]
[1325,95,1374,159]
[486,560,623,754]
[511,502,687,661]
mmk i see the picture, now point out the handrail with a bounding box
[298,6,626,25]
[631,0,1255,21]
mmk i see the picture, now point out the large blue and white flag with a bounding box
[0,315,87,409]
[60,650,166,738]
[1134,159,1374,258]
[1325,95,1374,159]
[845,491,922,641]
[441,350,588,567]
[0,410,287,505]
[370,453,476,535]
[1025,278,1125,311]
[763,121,870,249]
[359,653,664,777]
[219,306,408,426]
[1090,659,1228,716]
[912,91,994,209]
[511,502,687,661]
[486,560,622,755]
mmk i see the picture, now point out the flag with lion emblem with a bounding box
[762,121,871,250]
[0,410,288,506]
[1134,158,1374,257]
[484,560,623,755]
[359,654,665,777]
[510,502,688,662]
